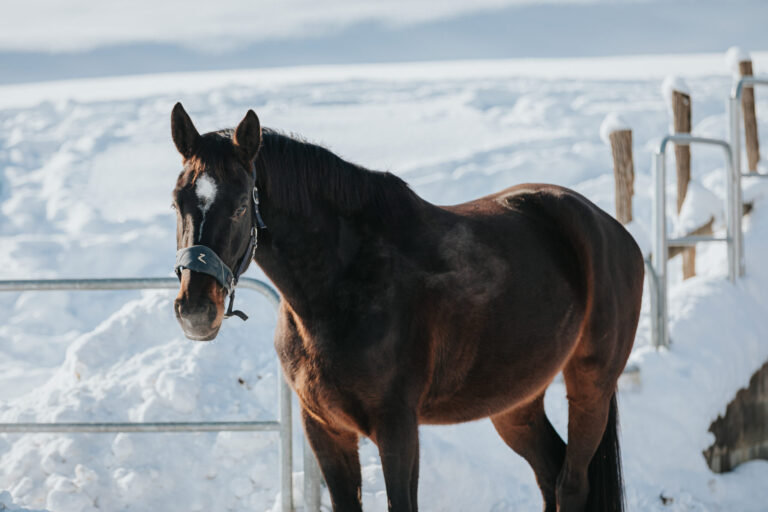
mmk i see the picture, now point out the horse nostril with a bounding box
[175,297,217,323]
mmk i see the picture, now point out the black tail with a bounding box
[586,392,624,512]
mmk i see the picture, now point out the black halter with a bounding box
[174,166,266,321]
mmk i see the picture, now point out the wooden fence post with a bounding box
[739,59,760,173]
[609,130,634,224]
[600,113,634,224]
[671,89,691,214]
[662,76,711,279]
[670,83,698,279]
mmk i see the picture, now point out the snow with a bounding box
[661,75,691,110]
[624,220,651,258]
[1,53,768,511]
[599,112,630,145]
[5,52,768,110]
[0,491,46,511]
[673,180,721,237]
[725,46,752,76]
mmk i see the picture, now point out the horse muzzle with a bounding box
[174,268,226,341]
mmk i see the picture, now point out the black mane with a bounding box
[255,128,418,222]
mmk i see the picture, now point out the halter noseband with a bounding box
[174,167,266,321]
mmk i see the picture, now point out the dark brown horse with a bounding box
[170,103,644,512]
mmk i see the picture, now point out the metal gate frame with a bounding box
[651,134,736,349]
[0,277,322,512]
[649,73,768,348]
[730,75,768,278]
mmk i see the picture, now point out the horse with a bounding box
[170,103,644,512]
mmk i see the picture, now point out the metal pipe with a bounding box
[668,236,730,247]
[727,98,741,281]
[0,277,281,306]
[729,96,746,277]
[731,76,768,102]
[279,353,294,512]
[643,259,660,350]
[658,133,732,153]
[652,150,668,348]
[0,421,281,433]
[304,438,323,512]
[0,277,181,291]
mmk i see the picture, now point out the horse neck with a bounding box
[251,141,424,320]
[252,206,340,319]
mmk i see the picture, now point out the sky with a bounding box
[2,1,768,84]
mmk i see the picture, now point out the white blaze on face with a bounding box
[195,174,218,240]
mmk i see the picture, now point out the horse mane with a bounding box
[255,128,418,223]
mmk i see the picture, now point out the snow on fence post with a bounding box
[662,76,710,279]
[600,113,633,224]
[727,46,760,172]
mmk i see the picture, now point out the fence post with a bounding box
[610,130,634,224]
[665,76,704,280]
[737,58,760,172]
[600,113,634,224]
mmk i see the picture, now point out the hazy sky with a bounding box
[0,0,599,52]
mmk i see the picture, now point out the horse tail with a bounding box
[586,392,624,512]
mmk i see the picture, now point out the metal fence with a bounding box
[651,134,736,348]
[647,73,768,348]
[730,75,768,278]
[0,276,321,512]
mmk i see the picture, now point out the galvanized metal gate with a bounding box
[0,277,322,512]
[649,74,768,349]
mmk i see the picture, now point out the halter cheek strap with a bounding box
[174,168,267,322]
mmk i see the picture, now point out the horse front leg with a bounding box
[301,407,363,512]
[372,408,420,512]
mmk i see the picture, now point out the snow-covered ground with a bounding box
[1,52,768,511]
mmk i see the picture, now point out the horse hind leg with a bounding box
[558,359,625,512]
[491,394,566,512]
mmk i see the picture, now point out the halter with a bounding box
[174,166,267,321]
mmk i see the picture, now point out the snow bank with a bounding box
[725,46,752,76]
[0,492,48,512]
[0,292,281,512]
[599,112,630,145]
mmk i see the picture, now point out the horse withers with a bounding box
[170,103,644,512]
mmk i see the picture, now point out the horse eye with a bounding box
[234,205,247,217]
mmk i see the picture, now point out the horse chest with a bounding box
[274,312,389,434]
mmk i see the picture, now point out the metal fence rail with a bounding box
[652,134,736,349]
[0,276,322,512]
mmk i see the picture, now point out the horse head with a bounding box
[170,102,262,340]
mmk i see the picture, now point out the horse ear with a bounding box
[171,102,200,159]
[233,110,262,163]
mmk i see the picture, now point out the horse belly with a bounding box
[418,303,581,425]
